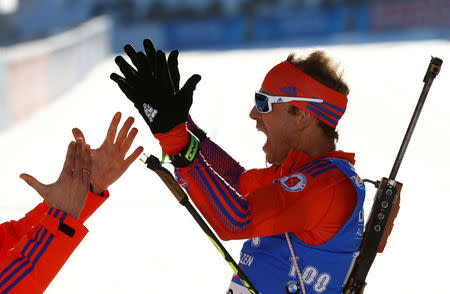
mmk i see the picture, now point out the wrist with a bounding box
[186,116,206,141]
[154,123,190,155]
[90,183,106,196]
[168,133,200,167]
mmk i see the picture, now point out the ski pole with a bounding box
[144,154,259,294]
[344,56,442,294]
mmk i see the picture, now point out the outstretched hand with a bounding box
[110,39,201,134]
[72,112,143,195]
[20,140,91,220]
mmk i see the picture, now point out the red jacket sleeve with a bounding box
[176,154,356,245]
[0,190,108,293]
[157,122,357,245]
[157,120,246,192]
[78,190,109,223]
[0,209,87,294]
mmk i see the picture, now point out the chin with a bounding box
[265,153,277,165]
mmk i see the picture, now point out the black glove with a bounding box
[110,39,201,134]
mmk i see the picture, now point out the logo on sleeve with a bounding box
[280,173,307,192]
[352,175,364,187]
[174,168,188,188]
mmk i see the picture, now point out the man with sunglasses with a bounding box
[112,41,365,294]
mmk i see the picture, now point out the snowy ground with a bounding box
[0,38,449,293]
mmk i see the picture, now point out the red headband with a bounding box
[261,61,347,128]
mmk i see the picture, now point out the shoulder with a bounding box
[240,165,279,194]
[295,159,350,190]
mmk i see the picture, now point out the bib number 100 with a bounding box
[289,262,331,293]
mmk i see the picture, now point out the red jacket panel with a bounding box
[0,190,108,293]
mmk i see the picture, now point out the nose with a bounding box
[249,106,260,120]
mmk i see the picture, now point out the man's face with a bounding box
[249,90,300,165]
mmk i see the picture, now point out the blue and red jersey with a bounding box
[158,119,365,293]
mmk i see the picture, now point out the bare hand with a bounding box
[20,140,91,220]
[72,112,143,194]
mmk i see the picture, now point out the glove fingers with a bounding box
[110,73,138,103]
[124,44,139,69]
[180,74,201,93]
[110,72,126,84]
[114,56,140,85]
[155,50,172,91]
[143,39,156,73]
[168,50,180,92]
[136,51,152,77]
[177,74,201,111]
[118,81,139,104]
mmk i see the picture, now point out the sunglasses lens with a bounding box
[255,93,269,113]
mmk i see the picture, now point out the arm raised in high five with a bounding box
[0,140,90,293]
[72,112,143,195]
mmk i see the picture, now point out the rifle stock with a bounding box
[343,179,402,294]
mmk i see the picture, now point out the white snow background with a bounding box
[0,38,449,293]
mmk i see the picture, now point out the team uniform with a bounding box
[0,190,108,294]
[157,117,365,293]
[150,56,364,293]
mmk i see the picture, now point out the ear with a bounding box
[294,109,314,130]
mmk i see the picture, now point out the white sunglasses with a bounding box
[254,92,323,113]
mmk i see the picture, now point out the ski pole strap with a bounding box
[168,134,200,168]
[145,155,260,294]
[344,178,402,294]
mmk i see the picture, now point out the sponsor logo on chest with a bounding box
[239,253,254,267]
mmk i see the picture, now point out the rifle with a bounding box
[343,56,442,294]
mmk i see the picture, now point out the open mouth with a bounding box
[256,123,269,153]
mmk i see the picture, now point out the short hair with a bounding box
[286,50,349,143]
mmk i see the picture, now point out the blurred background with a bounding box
[2,0,450,131]
[1,1,449,293]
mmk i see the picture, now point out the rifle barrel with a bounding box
[389,57,442,180]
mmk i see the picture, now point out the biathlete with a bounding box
[111,40,365,294]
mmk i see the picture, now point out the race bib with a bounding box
[226,281,252,294]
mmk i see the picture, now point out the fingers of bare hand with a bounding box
[73,140,84,178]
[19,173,46,197]
[72,128,86,143]
[63,141,76,176]
[125,146,144,168]
[81,145,91,185]
[106,112,121,143]
[120,127,138,157]
[116,116,134,146]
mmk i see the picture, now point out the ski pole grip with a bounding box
[145,155,187,204]
[146,154,164,171]
[424,57,442,82]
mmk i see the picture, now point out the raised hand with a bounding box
[110,39,201,134]
[20,140,91,220]
[72,112,143,195]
